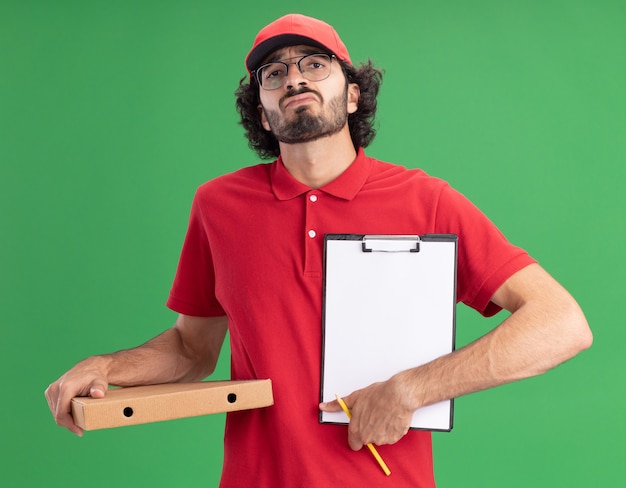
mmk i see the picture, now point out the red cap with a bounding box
[245,14,352,74]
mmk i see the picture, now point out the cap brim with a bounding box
[246,34,333,73]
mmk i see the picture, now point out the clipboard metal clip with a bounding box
[362,235,421,253]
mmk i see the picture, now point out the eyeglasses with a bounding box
[255,53,336,90]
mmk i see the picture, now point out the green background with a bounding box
[2,0,624,486]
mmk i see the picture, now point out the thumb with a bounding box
[89,382,108,398]
[318,399,343,412]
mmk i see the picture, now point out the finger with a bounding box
[89,383,107,398]
[348,427,364,451]
[44,384,57,414]
[55,379,108,436]
[318,399,342,412]
[53,391,83,436]
[341,391,359,410]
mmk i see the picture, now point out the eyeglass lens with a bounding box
[257,54,332,90]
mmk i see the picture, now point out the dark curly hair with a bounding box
[235,59,383,159]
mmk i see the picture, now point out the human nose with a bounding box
[284,61,307,89]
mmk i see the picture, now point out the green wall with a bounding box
[2,1,624,486]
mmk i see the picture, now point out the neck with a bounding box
[278,127,357,189]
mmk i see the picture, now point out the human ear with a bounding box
[347,83,360,115]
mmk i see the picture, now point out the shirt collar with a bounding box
[270,148,371,201]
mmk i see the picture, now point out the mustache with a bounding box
[279,87,323,108]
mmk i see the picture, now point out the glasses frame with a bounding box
[254,53,336,90]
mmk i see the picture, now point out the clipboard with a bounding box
[320,234,457,431]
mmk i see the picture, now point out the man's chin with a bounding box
[277,129,339,145]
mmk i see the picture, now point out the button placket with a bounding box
[306,192,319,239]
[304,191,322,277]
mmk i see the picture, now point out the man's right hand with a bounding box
[44,314,229,436]
[44,356,110,436]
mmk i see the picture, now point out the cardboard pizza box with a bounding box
[71,379,273,430]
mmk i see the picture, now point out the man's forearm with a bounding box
[83,315,228,388]
[395,266,592,412]
[88,329,198,387]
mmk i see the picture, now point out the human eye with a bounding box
[302,55,328,70]
[262,63,286,79]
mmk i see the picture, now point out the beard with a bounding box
[262,88,349,145]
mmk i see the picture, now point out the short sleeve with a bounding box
[166,190,226,317]
[435,184,536,317]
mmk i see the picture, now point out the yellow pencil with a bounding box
[335,394,391,476]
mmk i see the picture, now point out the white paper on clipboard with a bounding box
[320,234,457,431]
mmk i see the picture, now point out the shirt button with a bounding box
[308,230,317,238]
[309,194,318,202]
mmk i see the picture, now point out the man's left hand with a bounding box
[319,377,414,451]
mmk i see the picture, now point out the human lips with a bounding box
[281,92,320,109]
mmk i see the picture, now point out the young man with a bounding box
[46,14,592,487]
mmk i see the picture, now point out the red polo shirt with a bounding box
[167,149,535,487]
